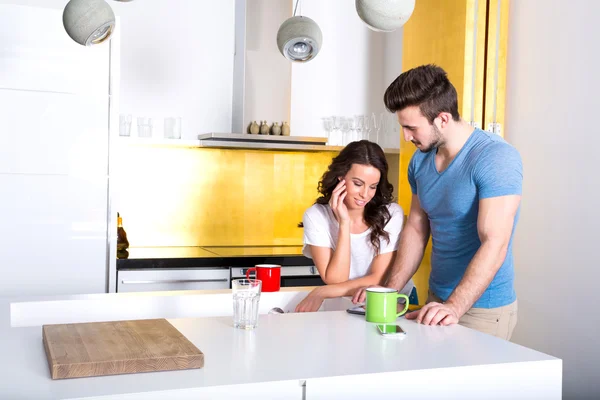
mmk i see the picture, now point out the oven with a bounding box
[230,265,325,288]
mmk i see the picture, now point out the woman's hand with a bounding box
[351,285,385,304]
[295,287,326,313]
[330,179,349,223]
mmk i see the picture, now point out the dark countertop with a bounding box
[117,246,312,269]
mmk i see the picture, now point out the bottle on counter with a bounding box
[117,212,129,259]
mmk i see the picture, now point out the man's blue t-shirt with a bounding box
[408,128,523,308]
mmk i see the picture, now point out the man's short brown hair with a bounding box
[384,64,460,123]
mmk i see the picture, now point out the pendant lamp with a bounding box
[355,0,416,32]
[276,0,323,63]
[63,0,133,47]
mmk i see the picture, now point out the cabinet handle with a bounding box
[121,279,229,285]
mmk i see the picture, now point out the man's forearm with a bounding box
[323,222,352,283]
[445,239,508,317]
[318,273,385,298]
[386,227,428,290]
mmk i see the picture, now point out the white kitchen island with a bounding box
[0,289,561,399]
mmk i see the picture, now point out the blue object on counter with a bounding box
[409,287,418,305]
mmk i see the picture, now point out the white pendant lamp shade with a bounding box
[63,0,116,46]
[355,0,416,32]
[277,16,323,63]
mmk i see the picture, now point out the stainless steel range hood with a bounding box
[231,0,293,134]
[197,132,331,151]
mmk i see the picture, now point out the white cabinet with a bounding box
[0,4,110,95]
[118,269,231,293]
[0,90,110,175]
[0,5,116,296]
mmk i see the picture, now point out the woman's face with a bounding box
[341,163,381,211]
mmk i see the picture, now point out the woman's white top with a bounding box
[302,202,415,297]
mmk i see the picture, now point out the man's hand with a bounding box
[351,285,385,304]
[295,288,326,312]
[405,301,460,326]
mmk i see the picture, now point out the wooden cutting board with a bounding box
[42,318,204,379]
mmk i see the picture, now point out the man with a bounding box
[353,64,523,340]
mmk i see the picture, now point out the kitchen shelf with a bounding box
[117,134,400,154]
[198,132,327,145]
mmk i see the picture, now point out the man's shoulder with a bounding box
[469,130,522,164]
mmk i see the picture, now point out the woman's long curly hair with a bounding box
[316,140,395,254]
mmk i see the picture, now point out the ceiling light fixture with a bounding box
[276,0,323,63]
[355,0,416,32]
[63,0,133,47]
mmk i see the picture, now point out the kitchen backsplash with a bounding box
[115,146,337,247]
[115,145,400,247]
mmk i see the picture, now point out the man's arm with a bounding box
[386,195,430,290]
[444,195,521,315]
[412,194,521,325]
[352,195,430,304]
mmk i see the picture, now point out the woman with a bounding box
[295,140,414,312]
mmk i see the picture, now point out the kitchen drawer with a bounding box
[118,269,230,293]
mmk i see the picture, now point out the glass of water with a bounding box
[232,279,262,330]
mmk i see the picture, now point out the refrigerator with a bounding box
[0,5,118,296]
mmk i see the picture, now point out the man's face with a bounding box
[397,106,444,153]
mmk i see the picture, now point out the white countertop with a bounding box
[0,291,558,400]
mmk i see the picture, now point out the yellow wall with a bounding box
[115,144,401,247]
[399,0,487,303]
[115,146,337,247]
[484,0,510,136]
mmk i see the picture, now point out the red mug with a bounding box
[246,264,281,292]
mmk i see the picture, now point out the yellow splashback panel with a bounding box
[114,146,338,247]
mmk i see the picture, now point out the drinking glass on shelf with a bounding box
[164,117,182,139]
[368,112,378,144]
[137,117,153,138]
[330,116,341,146]
[374,113,384,147]
[389,114,401,150]
[341,117,351,146]
[119,114,132,137]
[232,279,262,330]
[322,117,334,145]
[345,117,354,144]
[354,115,364,142]
[362,114,371,141]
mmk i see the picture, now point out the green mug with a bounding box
[365,288,409,323]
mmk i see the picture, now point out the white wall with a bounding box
[290,0,388,138]
[383,29,403,91]
[505,1,600,399]
[1,0,398,140]
[0,0,235,140]
[113,0,234,140]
